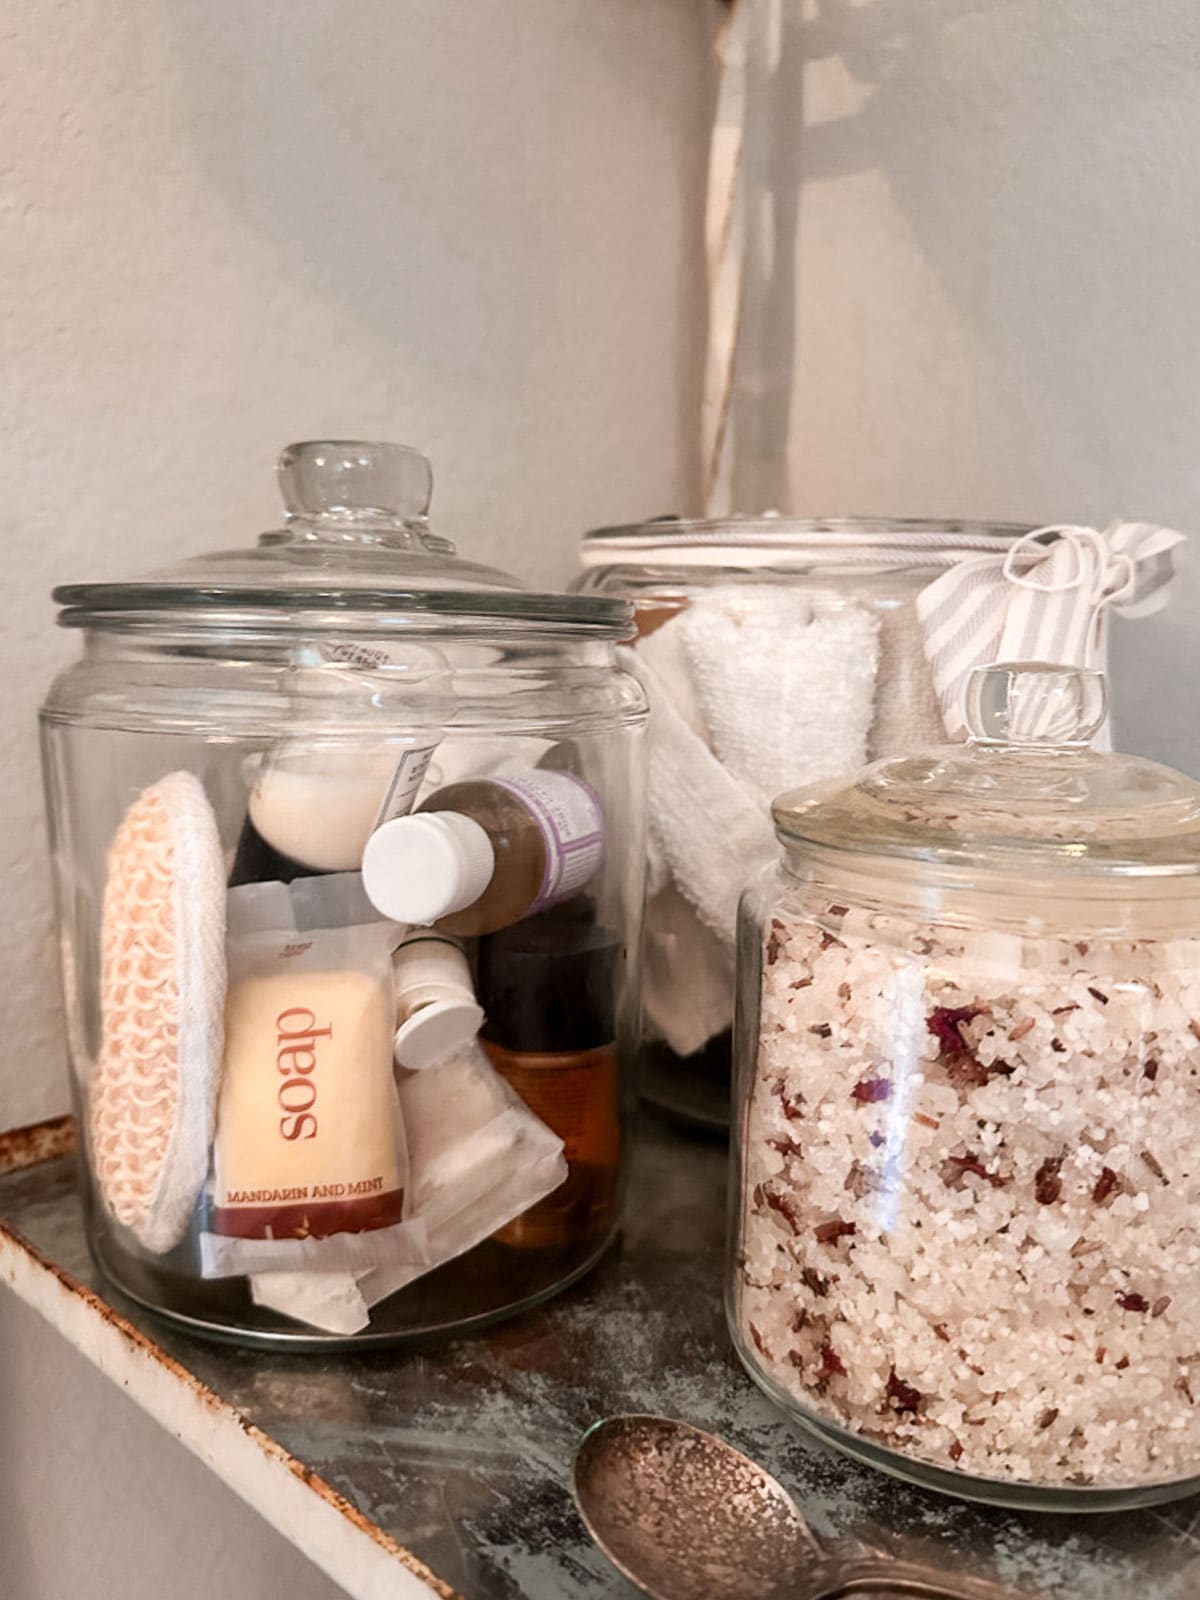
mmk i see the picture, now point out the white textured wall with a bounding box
[736,0,1200,770]
[1,0,711,1136]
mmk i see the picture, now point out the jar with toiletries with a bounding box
[575,515,1185,1131]
[729,661,1200,1510]
[40,440,647,1349]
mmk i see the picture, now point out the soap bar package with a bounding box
[200,917,423,1277]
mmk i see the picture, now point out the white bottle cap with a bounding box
[394,996,486,1070]
[362,811,495,924]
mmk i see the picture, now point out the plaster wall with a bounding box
[0,0,711,1136]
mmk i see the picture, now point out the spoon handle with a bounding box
[810,1554,1033,1600]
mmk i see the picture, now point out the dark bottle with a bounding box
[476,907,622,1250]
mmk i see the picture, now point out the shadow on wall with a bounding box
[162,0,709,560]
[736,0,1200,770]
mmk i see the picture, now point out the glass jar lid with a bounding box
[578,514,1028,571]
[54,441,632,638]
[774,663,1200,882]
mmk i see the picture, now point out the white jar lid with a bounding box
[362,811,495,923]
[394,996,486,1070]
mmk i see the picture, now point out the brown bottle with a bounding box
[476,907,622,1250]
[361,769,605,936]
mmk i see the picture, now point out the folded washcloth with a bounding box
[621,641,776,955]
[624,587,881,1060]
[679,586,880,804]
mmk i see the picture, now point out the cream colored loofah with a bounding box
[90,771,226,1254]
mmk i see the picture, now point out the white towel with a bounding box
[621,642,775,954]
[679,587,880,804]
[624,589,880,1060]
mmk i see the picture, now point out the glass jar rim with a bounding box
[578,515,1029,570]
[52,582,636,640]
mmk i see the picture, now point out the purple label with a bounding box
[490,771,605,912]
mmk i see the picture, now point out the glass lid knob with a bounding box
[277,440,433,525]
[965,661,1108,750]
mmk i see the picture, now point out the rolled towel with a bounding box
[679,586,880,804]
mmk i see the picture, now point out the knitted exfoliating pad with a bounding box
[90,771,227,1254]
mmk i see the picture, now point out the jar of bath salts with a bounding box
[575,517,1029,1129]
[41,441,646,1350]
[730,661,1200,1509]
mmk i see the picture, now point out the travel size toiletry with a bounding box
[229,741,436,885]
[476,907,622,1249]
[361,769,605,934]
[392,929,484,1070]
[359,1043,569,1308]
[201,909,421,1278]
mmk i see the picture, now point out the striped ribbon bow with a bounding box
[915,522,1187,742]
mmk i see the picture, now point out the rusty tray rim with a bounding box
[0,1115,460,1600]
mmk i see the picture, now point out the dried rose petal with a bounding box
[1092,1166,1119,1203]
[818,1342,846,1378]
[779,1088,806,1122]
[760,1184,803,1233]
[885,1367,922,1413]
[800,1266,829,1298]
[1035,1154,1064,1205]
[942,1153,1008,1189]
[1117,1292,1150,1312]
[926,1005,983,1054]
[948,1440,964,1463]
[852,1077,891,1104]
[814,1218,857,1245]
[749,1322,769,1357]
[768,1135,803,1159]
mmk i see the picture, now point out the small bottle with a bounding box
[361,770,605,936]
[475,907,622,1250]
[228,658,442,887]
[391,929,484,1071]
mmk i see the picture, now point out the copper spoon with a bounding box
[573,1415,1031,1600]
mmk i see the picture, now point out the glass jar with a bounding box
[729,662,1200,1510]
[41,441,647,1350]
[575,516,1028,1129]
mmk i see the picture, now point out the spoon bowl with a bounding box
[574,1414,820,1600]
[573,1415,1032,1600]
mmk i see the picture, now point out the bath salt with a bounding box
[737,899,1200,1489]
